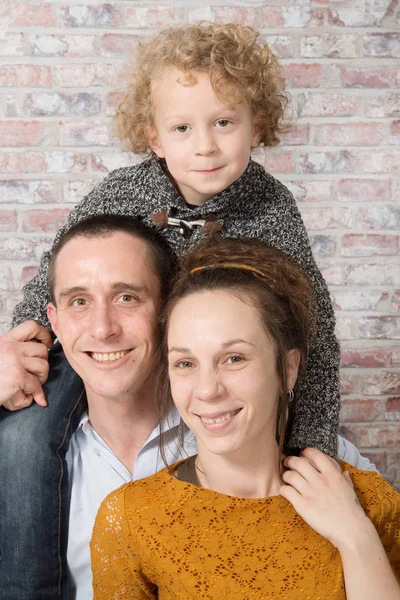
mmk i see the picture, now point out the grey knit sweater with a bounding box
[12,156,340,457]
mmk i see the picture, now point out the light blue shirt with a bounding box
[66,410,196,600]
[65,414,376,600]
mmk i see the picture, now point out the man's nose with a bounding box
[88,304,120,341]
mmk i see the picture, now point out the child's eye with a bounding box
[71,298,87,307]
[175,125,189,133]
[216,119,232,128]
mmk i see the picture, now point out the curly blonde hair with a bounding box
[115,22,290,154]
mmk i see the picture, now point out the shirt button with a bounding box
[94,449,101,457]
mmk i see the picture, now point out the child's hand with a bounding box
[279,448,375,550]
[0,321,52,410]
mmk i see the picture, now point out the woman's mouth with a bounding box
[198,408,242,425]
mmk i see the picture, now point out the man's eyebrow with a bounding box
[57,282,149,302]
[169,340,255,354]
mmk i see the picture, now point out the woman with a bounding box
[91,237,400,599]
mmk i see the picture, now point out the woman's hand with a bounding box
[279,447,374,550]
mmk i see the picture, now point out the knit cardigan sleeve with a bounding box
[11,167,147,331]
[253,179,340,457]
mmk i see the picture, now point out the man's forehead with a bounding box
[53,232,155,289]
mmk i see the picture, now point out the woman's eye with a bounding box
[176,360,193,369]
[72,298,87,307]
[226,355,243,364]
[175,125,189,133]
[216,119,231,128]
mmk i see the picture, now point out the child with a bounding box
[2,22,363,599]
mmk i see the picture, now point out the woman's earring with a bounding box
[287,389,294,403]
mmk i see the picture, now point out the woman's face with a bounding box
[167,289,299,459]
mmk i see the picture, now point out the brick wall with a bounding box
[0,1,399,485]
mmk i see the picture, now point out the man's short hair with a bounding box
[48,214,176,305]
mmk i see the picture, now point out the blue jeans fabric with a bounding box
[0,343,86,599]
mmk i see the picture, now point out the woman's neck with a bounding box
[194,440,283,499]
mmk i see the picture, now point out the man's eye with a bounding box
[71,298,87,307]
[175,125,189,133]
[119,294,135,303]
[216,119,231,128]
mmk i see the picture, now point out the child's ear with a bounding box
[146,126,165,158]
[251,115,263,148]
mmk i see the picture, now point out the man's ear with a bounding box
[146,126,165,158]
[286,349,301,391]
[47,303,60,342]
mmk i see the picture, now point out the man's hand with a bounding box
[0,321,53,411]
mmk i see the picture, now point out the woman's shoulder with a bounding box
[339,460,400,523]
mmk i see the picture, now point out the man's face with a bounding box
[47,232,161,405]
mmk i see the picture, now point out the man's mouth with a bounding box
[199,408,242,424]
[88,349,132,363]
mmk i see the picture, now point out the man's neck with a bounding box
[86,386,158,475]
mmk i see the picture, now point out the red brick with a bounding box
[296,91,361,117]
[260,7,284,27]
[20,265,39,288]
[391,120,400,145]
[91,153,138,173]
[387,396,400,413]
[300,34,357,58]
[21,208,70,233]
[0,236,52,261]
[313,123,387,146]
[24,151,88,174]
[365,92,400,118]
[0,2,54,26]
[31,34,95,57]
[0,121,47,146]
[335,317,354,341]
[0,210,17,232]
[0,32,24,57]
[59,4,120,27]
[281,124,309,145]
[340,348,393,368]
[341,234,399,257]
[357,317,400,341]
[284,63,322,88]
[392,290,400,312]
[310,234,336,259]
[363,33,400,58]
[346,265,400,287]
[340,374,360,394]
[282,6,311,27]
[0,65,51,88]
[298,151,356,173]
[63,180,99,204]
[310,8,325,27]
[340,399,384,422]
[100,34,140,57]
[332,289,388,312]
[363,371,400,396]
[125,5,186,28]
[328,3,392,27]
[358,152,399,174]
[337,178,391,202]
[300,206,351,230]
[286,180,332,203]
[339,424,400,448]
[263,151,294,173]
[0,180,60,204]
[0,152,24,173]
[262,35,294,59]
[24,92,101,117]
[353,206,399,230]
[59,121,111,146]
[320,263,344,285]
[53,63,116,87]
[340,66,399,88]
[0,267,16,292]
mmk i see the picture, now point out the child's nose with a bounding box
[194,129,217,156]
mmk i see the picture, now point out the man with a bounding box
[0,215,195,600]
[0,215,375,600]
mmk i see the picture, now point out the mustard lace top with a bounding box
[91,460,400,599]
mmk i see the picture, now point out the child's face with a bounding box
[149,69,260,206]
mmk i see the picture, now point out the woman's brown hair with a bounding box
[157,236,317,464]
